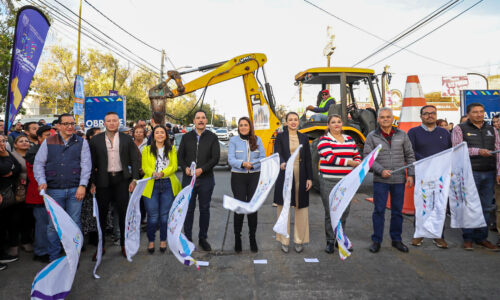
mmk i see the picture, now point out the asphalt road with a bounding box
[1,168,499,299]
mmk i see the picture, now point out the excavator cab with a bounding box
[294,67,381,188]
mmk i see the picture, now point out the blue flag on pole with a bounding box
[5,6,50,132]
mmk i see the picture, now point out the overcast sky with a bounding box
[22,0,500,121]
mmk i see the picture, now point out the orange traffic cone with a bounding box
[365,75,426,215]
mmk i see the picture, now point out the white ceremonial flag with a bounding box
[168,162,199,269]
[449,142,487,228]
[273,145,302,238]
[329,145,382,260]
[223,153,280,214]
[31,192,83,299]
[92,194,103,279]
[125,177,151,262]
[413,148,453,238]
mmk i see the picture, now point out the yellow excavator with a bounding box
[148,53,382,187]
[148,53,280,156]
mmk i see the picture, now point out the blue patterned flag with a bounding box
[31,192,82,299]
[5,6,50,132]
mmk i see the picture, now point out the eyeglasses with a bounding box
[60,122,76,127]
[421,112,436,116]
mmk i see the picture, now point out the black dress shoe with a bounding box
[33,254,50,263]
[334,242,353,252]
[325,242,335,254]
[369,242,381,253]
[147,247,155,254]
[392,241,409,253]
[199,239,212,251]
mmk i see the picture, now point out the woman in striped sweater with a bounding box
[317,114,361,254]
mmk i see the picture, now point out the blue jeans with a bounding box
[372,182,405,243]
[46,188,82,261]
[183,175,215,240]
[32,206,49,256]
[144,179,174,242]
[462,171,496,243]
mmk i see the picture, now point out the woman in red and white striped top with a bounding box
[317,114,361,254]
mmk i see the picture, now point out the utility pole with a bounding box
[381,65,390,107]
[323,26,336,91]
[160,49,165,82]
[112,60,117,91]
[76,0,82,75]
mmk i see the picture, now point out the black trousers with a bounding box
[231,172,260,236]
[96,173,130,247]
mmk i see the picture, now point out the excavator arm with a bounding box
[148,53,281,156]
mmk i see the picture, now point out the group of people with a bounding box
[0,101,499,272]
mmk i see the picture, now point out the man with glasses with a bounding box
[306,89,336,116]
[34,113,91,262]
[407,105,452,248]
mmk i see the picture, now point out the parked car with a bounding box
[229,128,238,137]
[216,128,229,140]
[173,133,228,167]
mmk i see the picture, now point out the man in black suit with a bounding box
[89,112,140,259]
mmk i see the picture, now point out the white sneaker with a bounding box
[281,244,289,253]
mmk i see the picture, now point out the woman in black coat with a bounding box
[273,112,313,253]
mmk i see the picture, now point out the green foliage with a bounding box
[0,2,16,113]
[126,96,150,122]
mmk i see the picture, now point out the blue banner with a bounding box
[4,6,50,133]
[461,90,500,123]
[84,96,125,128]
[73,75,84,116]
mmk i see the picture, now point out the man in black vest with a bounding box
[34,114,92,262]
[451,103,500,251]
[89,112,140,259]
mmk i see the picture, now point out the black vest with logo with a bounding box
[459,120,496,172]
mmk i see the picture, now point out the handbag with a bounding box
[14,179,26,203]
[0,185,16,209]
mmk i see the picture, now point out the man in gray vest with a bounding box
[34,113,92,262]
[451,103,500,251]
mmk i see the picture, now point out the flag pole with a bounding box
[391,164,413,174]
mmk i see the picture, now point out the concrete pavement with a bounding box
[1,168,499,299]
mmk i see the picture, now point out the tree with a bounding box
[126,96,150,122]
[0,1,16,113]
[31,45,158,114]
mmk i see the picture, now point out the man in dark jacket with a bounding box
[89,111,140,259]
[178,110,220,251]
[451,103,500,251]
[364,107,415,254]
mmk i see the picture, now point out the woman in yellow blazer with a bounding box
[142,125,182,254]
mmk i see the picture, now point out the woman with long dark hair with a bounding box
[141,125,182,254]
[317,114,361,254]
[273,112,313,253]
[228,117,266,253]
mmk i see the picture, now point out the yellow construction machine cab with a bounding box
[295,67,381,188]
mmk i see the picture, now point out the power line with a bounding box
[353,0,460,66]
[48,0,160,71]
[367,0,483,69]
[83,0,162,53]
[302,0,478,72]
[24,0,159,74]
[25,0,159,74]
